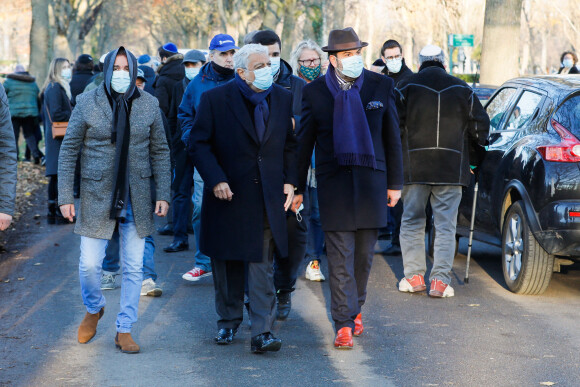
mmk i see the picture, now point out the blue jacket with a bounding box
[178,62,234,144]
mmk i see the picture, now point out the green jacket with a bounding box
[3,73,40,118]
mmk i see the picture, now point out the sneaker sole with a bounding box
[429,291,454,298]
[398,285,427,293]
[182,272,212,282]
[305,272,325,282]
[101,286,116,290]
[334,344,353,350]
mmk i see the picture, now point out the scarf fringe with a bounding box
[336,153,377,169]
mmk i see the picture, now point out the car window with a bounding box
[486,87,517,131]
[503,91,543,131]
[552,94,580,137]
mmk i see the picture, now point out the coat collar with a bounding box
[95,84,113,121]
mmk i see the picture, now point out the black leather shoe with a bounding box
[276,292,291,321]
[215,328,237,345]
[163,240,189,253]
[251,332,281,353]
[157,224,174,236]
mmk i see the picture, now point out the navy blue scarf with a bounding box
[234,73,272,142]
[325,65,376,169]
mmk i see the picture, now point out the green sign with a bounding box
[448,34,474,47]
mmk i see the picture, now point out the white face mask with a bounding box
[61,68,72,82]
[185,67,200,80]
[111,70,131,93]
[338,55,364,78]
[270,56,281,76]
[386,57,403,73]
[563,58,574,69]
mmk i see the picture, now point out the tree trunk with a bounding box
[480,0,523,85]
[29,0,51,85]
[280,2,297,60]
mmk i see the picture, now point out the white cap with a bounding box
[420,44,442,57]
[99,53,108,64]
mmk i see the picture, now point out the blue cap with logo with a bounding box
[209,34,239,52]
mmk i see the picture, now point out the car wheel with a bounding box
[501,201,554,294]
[427,215,459,258]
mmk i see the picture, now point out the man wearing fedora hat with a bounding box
[295,27,404,349]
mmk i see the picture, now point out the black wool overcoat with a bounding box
[188,81,298,262]
[297,69,404,232]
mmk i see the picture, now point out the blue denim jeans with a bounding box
[192,168,211,272]
[102,233,156,281]
[305,186,324,262]
[79,201,145,332]
[399,184,462,284]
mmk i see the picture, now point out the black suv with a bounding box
[456,75,580,294]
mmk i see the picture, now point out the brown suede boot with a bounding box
[77,307,104,344]
[115,332,140,354]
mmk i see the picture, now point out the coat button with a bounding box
[258,154,262,162]
[253,178,259,184]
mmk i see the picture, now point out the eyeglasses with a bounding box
[384,54,402,61]
[298,58,321,66]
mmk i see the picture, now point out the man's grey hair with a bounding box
[290,40,325,76]
[418,52,445,66]
[233,44,269,70]
[243,31,259,45]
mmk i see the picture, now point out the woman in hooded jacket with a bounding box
[58,47,171,354]
[41,57,72,224]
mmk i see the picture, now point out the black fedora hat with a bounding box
[322,27,368,52]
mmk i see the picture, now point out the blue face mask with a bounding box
[563,58,574,68]
[339,55,364,78]
[111,70,131,93]
[250,66,273,90]
[270,56,281,76]
[185,67,200,80]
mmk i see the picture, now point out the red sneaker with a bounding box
[429,279,455,298]
[334,327,353,349]
[353,313,363,336]
[182,267,212,282]
[398,274,427,292]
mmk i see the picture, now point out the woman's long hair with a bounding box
[40,57,71,100]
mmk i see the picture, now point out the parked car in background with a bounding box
[456,75,580,294]
[471,83,498,104]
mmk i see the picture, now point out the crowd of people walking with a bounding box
[2,25,579,356]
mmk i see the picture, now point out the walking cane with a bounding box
[464,181,478,283]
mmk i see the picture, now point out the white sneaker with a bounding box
[100,272,118,290]
[141,278,162,297]
[305,260,325,281]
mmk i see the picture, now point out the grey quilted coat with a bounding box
[58,84,171,239]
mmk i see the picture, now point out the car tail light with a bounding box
[537,119,580,162]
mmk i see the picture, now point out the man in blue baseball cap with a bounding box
[178,34,238,282]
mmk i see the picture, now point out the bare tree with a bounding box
[29,0,51,84]
[51,0,104,58]
[480,0,523,85]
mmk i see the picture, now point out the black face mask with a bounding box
[211,61,235,76]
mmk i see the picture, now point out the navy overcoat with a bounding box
[188,81,298,262]
[297,69,404,232]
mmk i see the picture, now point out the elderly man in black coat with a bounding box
[395,45,489,298]
[296,28,404,349]
[188,43,297,354]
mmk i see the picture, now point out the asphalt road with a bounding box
[1,205,579,386]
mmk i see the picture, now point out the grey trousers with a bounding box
[212,224,276,337]
[325,229,378,332]
[399,184,462,284]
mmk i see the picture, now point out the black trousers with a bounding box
[325,229,378,332]
[11,116,41,159]
[212,223,277,337]
[273,190,309,293]
[170,147,193,242]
